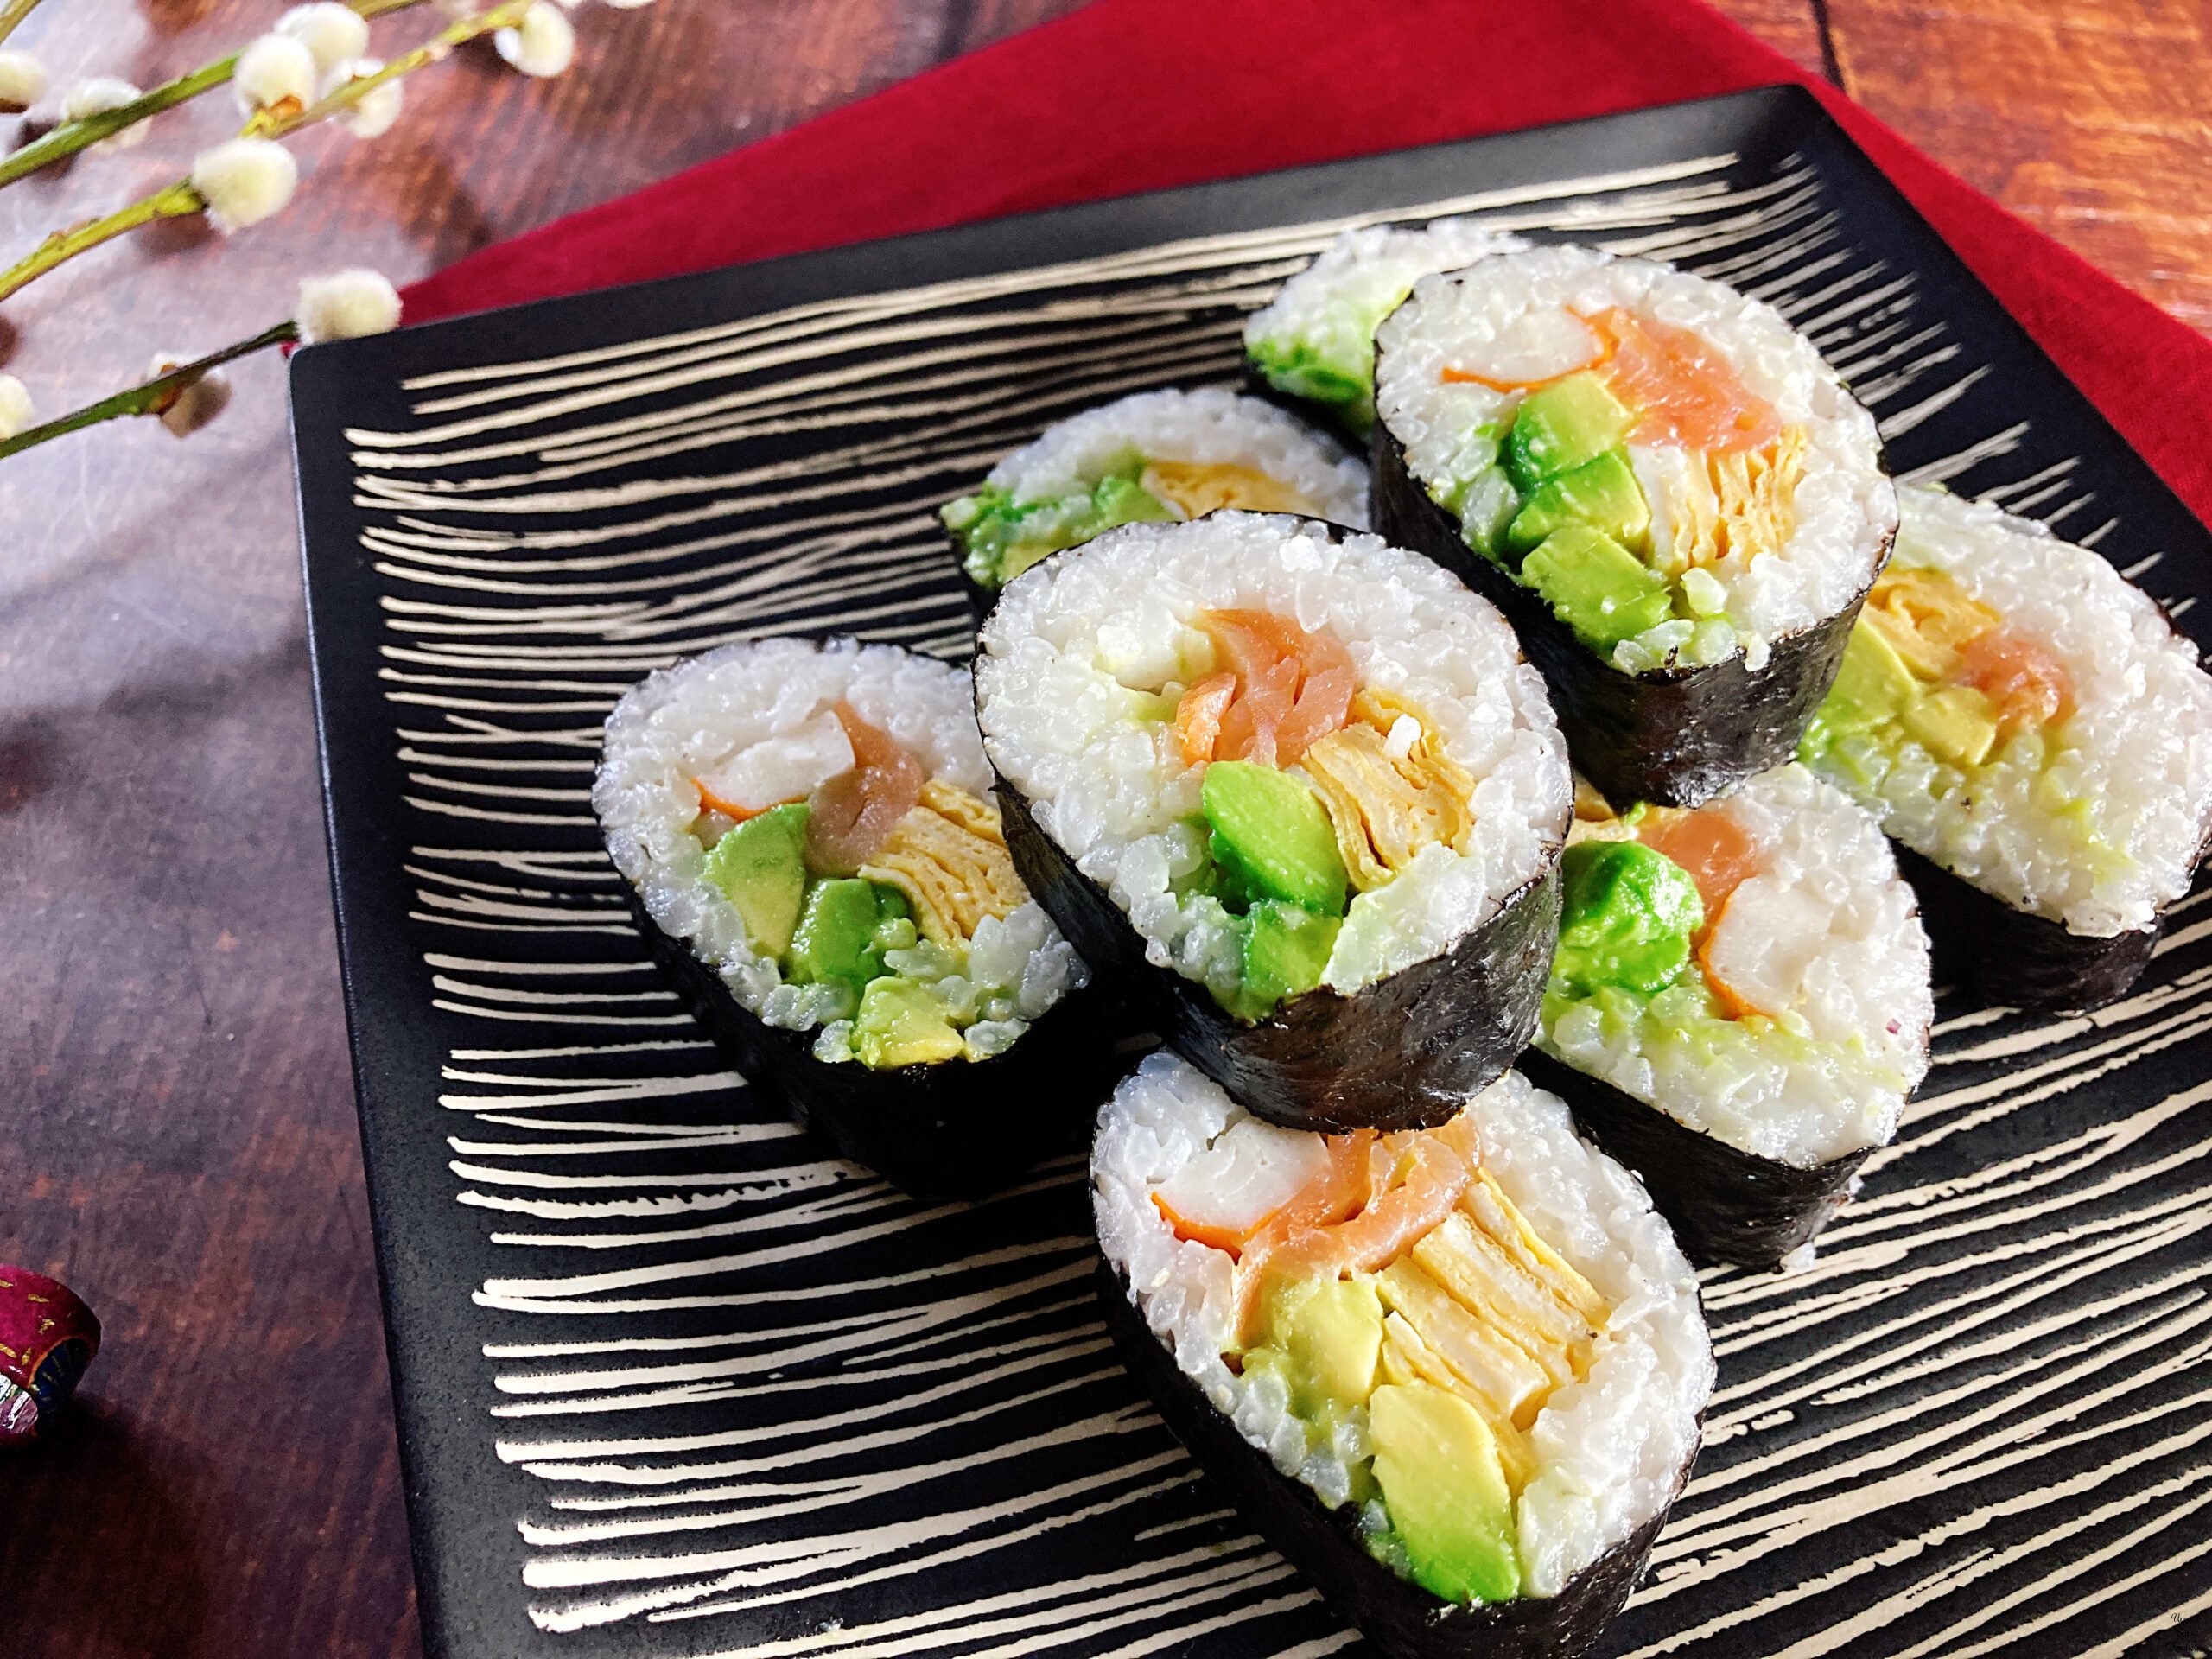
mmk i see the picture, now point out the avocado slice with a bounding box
[788,879,908,995]
[941,467,1179,588]
[1520,525,1674,653]
[700,802,810,958]
[1503,371,1636,492]
[1901,683,1999,768]
[1455,467,1524,564]
[1554,838,1704,997]
[1202,761,1350,916]
[1825,617,1919,733]
[1241,900,1343,1014]
[1369,1381,1522,1605]
[1264,1274,1385,1416]
[1504,449,1651,557]
[853,976,963,1069]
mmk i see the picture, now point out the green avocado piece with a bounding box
[1503,371,1637,492]
[1264,1275,1385,1417]
[1456,467,1525,564]
[1370,1381,1522,1605]
[787,879,906,995]
[1555,838,1704,997]
[941,467,1178,588]
[1202,761,1350,916]
[701,802,810,958]
[1242,900,1343,1013]
[854,976,963,1070]
[1520,525,1675,653]
[1504,450,1651,557]
[1902,683,1999,768]
[1823,617,1919,734]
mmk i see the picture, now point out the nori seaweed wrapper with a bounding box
[1373,423,1888,810]
[1892,844,2162,1014]
[996,779,1560,1135]
[1096,1256,1693,1659]
[621,885,1130,1201]
[1517,1047,1870,1270]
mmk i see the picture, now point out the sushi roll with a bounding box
[1799,484,2212,1010]
[594,637,1123,1198]
[1094,1052,1713,1659]
[1243,217,1530,437]
[974,510,1573,1134]
[939,387,1369,601]
[1371,245,1898,808]
[1521,766,1933,1268]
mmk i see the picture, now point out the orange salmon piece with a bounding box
[1635,804,1759,923]
[1592,308,1780,454]
[805,702,924,874]
[1173,671,1239,766]
[1957,627,2072,732]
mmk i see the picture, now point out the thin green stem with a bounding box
[0,0,529,304]
[0,0,46,50]
[0,181,205,302]
[0,320,300,461]
[0,60,240,189]
[0,0,429,190]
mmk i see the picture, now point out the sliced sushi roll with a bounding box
[1371,245,1898,808]
[974,510,1572,1134]
[1521,766,1932,1268]
[1243,217,1531,436]
[594,637,1123,1198]
[1095,1052,1713,1659]
[1800,484,2212,1010]
[939,386,1369,599]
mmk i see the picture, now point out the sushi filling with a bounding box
[976,512,1570,1022]
[1802,485,2212,938]
[1540,766,1931,1166]
[596,639,1088,1069]
[1096,1056,1711,1603]
[1376,247,1895,677]
[1242,218,1530,434]
[941,388,1370,588]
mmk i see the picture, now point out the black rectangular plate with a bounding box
[290,86,2212,1659]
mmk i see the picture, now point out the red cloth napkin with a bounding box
[404,0,2212,527]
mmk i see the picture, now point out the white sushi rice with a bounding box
[1806,485,2212,937]
[979,386,1370,526]
[1243,218,1534,430]
[1542,764,1932,1166]
[1374,245,1897,673]
[1093,1052,1713,1599]
[594,637,1086,1057]
[974,512,1573,1000]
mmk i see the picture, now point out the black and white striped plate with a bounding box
[289,86,2212,1659]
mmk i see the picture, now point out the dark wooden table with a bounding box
[2,2,2205,1653]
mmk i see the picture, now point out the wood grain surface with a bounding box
[0,3,2203,1655]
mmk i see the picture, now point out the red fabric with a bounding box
[404,0,2212,526]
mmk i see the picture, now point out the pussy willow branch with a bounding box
[0,320,298,460]
[0,0,431,190]
[0,0,46,50]
[0,0,529,304]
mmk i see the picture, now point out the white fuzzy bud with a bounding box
[191,137,298,233]
[0,374,32,441]
[146,354,234,438]
[61,77,149,151]
[233,34,318,116]
[0,49,47,114]
[297,268,403,344]
[276,3,372,75]
[496,3,575,78]
[601,0,654,10]
[322,59,402,139]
